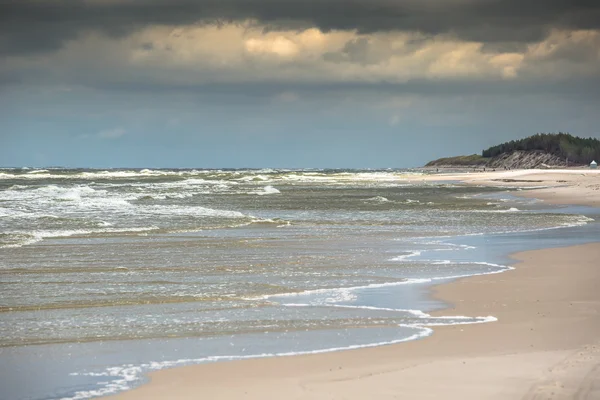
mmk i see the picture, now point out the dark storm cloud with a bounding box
[1,0,600,55]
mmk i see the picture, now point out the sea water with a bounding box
[0,168,598,399]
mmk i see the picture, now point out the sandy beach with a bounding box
[420,168,600,207]
[111,170,600,400]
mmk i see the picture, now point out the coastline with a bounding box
[418,168,600,207]
[110,170,600,400]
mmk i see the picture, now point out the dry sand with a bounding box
[419,168,600,207]
[111,170,600,400]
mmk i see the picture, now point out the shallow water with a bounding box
[0,168,598,399]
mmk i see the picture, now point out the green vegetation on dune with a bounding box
[482,133,600,164]
[426,133,600,168]
[425,154,489,167]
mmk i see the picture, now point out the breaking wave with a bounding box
[255,186,281,195]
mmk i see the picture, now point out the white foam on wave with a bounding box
[64,326,433,400]
[138,204,246,218]
[124,179,234,200]
[63,289,501,400]
[0,179,256,248]
[254,278,432,303]
[0,169,427,183]
[176,178,234,186]
[134,192,195,201]
[0,184,133,210]
[388,242,477,263]
[568,215,595,225]
[389,250,422,261]
[0,207,35,219]
[364,196,390,203]
[415,316,498,326]
[490,214,593,232]
[250,217,291,227]
[336,171,424,182]
[416,241,477,251]
[257,260,512,304]
[475,214,594,234]
[0,226,160,248]
[284,303,430,318]
[8,184,93,198]
[463,207,521,213]
[293,303,498,326]
[237,174,271,182]
[138,169,171,176]
[0,169,210,181]
[55,186,99,202]
[2,182,246,215]
[255,186,281,195]
[424,209,594,237]
[424,261,515,281]
[79,170,173,179]
[280,173,337,183]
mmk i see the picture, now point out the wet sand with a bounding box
[110,170,600,400]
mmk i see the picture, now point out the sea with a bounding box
[0,168,598,400]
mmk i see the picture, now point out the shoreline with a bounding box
[110,246,600,400]
[110,170,600,400]
[418,168,600,207]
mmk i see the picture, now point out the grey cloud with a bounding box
[480,41,530,54]
[2,0,600,55]
[323,38,381,65]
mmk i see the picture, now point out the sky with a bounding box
[1,0,600,168]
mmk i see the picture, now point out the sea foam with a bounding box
[255,186,281,195]
[63,326,433,400]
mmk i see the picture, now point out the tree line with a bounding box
[481,133,600,164]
